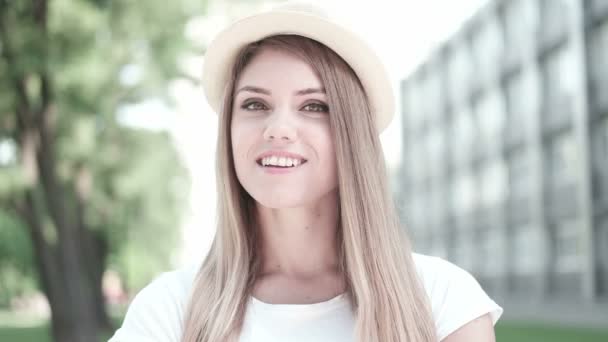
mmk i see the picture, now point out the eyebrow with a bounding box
[236,85,326,96]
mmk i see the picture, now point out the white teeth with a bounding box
[259,156,305,167]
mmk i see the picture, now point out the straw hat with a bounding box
[202,1,394,133]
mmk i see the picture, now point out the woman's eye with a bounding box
[241,101,267,111]
[302,102,329,113]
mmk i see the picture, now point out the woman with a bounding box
[109,2,503,342]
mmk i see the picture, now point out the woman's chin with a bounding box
[250,191,315,209]
[248,185,338,210]
[252,194,309,210]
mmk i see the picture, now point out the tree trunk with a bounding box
[21,189,101,342]
[74,170,113,333]
[37,113,102,341]
[82,227,113,332]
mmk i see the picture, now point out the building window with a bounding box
[544,131,578,192]
[512,224,545,275]
[425,127,445,177]
[410,194,427,230]
[552,218,581,273]
[504,72,524,132]
[505,70,539,132]
[506,149,530,200]
[406,82,426,130]
[447,43,473,107]
[421,68,444,123]
[473,88,506,147]
[408,142,428,184]
[501,0,539,56]
[471,17,503,82]
[540,43,580,123]
[589,20,608,112]
[451,105,475,165]
[480,158,508,208]
[406,179,430,232]
[590,0,608,15]
[451,170,477,216]
[427,182,445,227]
[480,228,505,277]
[539,0,570,44]
[453,234,475,271]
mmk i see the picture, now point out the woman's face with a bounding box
[231,48,338,209]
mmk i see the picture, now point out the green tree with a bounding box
[0,0,201,340]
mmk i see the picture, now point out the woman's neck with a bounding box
[255,189,340,277]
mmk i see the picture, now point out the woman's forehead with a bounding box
[239,48,320,84]
[236,48,323,93]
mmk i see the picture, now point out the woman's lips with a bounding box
[257,160,307,174]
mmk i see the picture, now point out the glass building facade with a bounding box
[399,0,608,308]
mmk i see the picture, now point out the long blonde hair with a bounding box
[181,35,438,342]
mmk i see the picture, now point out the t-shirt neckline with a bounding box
[249,292,348,312]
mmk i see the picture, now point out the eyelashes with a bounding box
[241,101,268,111]
[302,102,329,113]
[240,100,329,114]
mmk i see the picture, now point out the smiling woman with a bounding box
[108,2,502,342]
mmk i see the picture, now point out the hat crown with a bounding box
[202,1,395,133]
[266,1,334,21]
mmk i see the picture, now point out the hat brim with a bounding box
[202,9,394,133]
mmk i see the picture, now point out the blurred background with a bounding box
[0,0,606,341]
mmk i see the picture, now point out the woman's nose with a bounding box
[263,111,298,143]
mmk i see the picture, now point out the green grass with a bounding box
[0,311,120,342]
[0,323,116,342]
[0,324,52,342]
[495,321,608,342]
[1,317,607,341]
[0,324,112,342]
[0,310,51,342]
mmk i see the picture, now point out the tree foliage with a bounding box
[0,0,203,339]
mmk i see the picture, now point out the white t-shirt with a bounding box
[108,253,503,342]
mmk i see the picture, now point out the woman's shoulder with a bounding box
[411,252,463,280]
[411,252,503,340]
[411,252,487,294]
[131,262,199,312]
[108,262,200,342]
